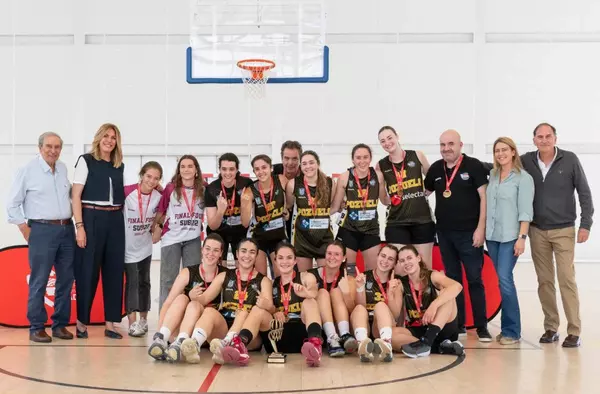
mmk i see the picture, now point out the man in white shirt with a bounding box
[6,132,75,342]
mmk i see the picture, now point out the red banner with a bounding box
[0,245,123,327]
[356,244,501,328]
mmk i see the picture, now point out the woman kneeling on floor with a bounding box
[220,242,325,367]
[394,245,465,358]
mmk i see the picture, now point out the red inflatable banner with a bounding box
[0,245,123,327]
[356,244,501,328]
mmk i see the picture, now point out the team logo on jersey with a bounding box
[301,219,310,229]
[460,172,470,180]
[227,280,235,288]
[407,161,416,167]
[273,287,278,296]
[348,180,354,188]
[275,189,280,195]
[369,179,376,186]
[298,188,305,196]
[251,283,259,292]
[366,282,373,290]
[349,212,358,221]
[255,197,262,205]
[238,189,243,195]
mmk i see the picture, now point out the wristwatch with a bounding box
[519,234,527,240]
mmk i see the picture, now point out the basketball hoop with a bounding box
[237,59,276,99]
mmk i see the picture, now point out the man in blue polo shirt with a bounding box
[7,132,75,342]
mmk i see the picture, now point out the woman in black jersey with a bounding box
[182,238,271,365]
[345,244,403,363]
[148,233,226,363]
[220,243,325,367]
[308,240,358,357]
[332,144,388,271]
[394,245,464,358]
[286,151,334,272]
[375,126,435,271]
[205,153,253,266]
[241,155,289,276]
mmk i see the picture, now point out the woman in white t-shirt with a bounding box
[152,155,205,311]
[123,161,163,337]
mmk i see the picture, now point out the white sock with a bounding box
[224,331,237,344]
[323,322,337,341]
[192,328,207,347]
[176,332,190,342]
[159,327,171,339]
[354,327,368,342]
[337,321,350,336]
[379,327,392,349]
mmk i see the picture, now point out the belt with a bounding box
[29,219,72,225]
[82,204,122,211]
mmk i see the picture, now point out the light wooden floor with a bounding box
[1,262,598,394]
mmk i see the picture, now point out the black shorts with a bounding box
[407,318,459,353]
[385,222,435,245]
[256,238,286,256]
[208,230,247,261]
[260,320,307,354]
[293,230,334,259]
[336,227,381,252]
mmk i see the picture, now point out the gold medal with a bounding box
[443,190,452,198]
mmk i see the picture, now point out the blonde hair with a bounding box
[492,136,523,174]
[90,123,123,168]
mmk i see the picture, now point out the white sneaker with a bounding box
[128,322,145,337]
[139,318,148,333]
[210,338,226,365]
[181,338,201,364]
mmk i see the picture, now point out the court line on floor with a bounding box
[487,322,542,350]
[198,364,221,392]
[0,354,464,394]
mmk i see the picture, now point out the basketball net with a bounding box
[237,59,276,100]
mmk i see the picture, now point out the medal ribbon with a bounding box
[280,272,296,317]
[409,281,424,317]
[303,177,317,217]
[444,154,464,194]
[353,169,371,211]
[259,177,275,220]
[220,180,237,213]
[137,184,151,225]
[390,159,406,197]
[322,266,340,292]
[182,187,197,218]
[236,268,254,311]
[374,271,390,304]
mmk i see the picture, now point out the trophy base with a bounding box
[267,352,287,364]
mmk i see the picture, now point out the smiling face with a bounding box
[282,148,300,175]
[300,154,319,178]
[494,141,515,168]
[533,124,557,155]
[376,246,398,273]
[141,168,161,191]
[378,129,398,154]
[324,244,345,270]
[39,135,62,166]
[397,248,421,276]
[252,159,271,183]
[352,147,371,172]
[219,160,237,183]
[202,239,223,266]
[275,246,297,275]
[179,159,197,181]
[236,240,258,270]
[439,130,463,164]
[100,128,117,156]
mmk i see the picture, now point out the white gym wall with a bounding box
[1,0,599,262]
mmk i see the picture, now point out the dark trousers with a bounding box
[27,222,75,332]
[124,255,152,314]
[75,208,125,324]
[436,229,487,328]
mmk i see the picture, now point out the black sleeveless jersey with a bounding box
[400,271,439,327]
[250,176,287,242]
[308,266,344,291]
[378,150,433,226]
[184,264,226,307]
[340,167,380,235]
[272,273,304,321]
[205,174,253,236]
[220,269,265,320]
[292,174,333,244]
[364,270,401,313]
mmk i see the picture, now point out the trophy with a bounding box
[267,319,287,363]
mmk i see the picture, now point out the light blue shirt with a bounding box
[486,168,535,243]
[6,155,73,224]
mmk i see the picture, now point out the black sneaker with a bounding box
[401,339,431,358]
[457,326,467,337]
[477,327,492,343]
[339,333,358,354]
[438,339,465,356]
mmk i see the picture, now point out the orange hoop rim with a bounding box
[236,58,276,72]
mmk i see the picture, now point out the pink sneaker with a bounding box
[301,337,323,367]
[221,335,250,366]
